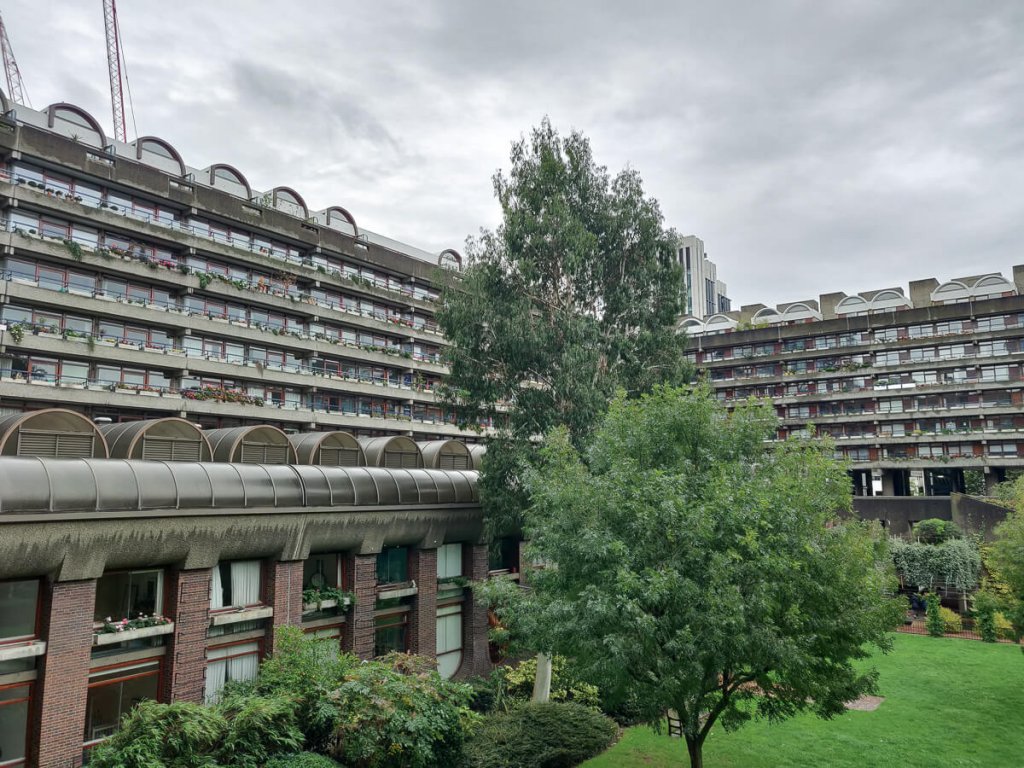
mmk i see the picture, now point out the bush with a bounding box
[264,753,341,768]
[995,611,1015,640]
[328,653,476,768]
[500,655,601,709]
[87,700,226,768]
[913,518,962,545]
[216,692,304,767]
[463,702,616,768]
[925,594,945,637]
[465,674,500,713]
[939,606,962,633]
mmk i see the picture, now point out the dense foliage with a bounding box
[504,385,903,768]
[499,655,601,709]
[462,702,617,768]
[912,518,962,544]
[436,119,691,533]
[265,754,342,768]
[989,476,1024,646]
[890,538,981,593]
[89,629,476,768]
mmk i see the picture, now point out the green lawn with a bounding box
[584,634,1024,768]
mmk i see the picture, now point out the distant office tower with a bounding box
[678,235,730,320]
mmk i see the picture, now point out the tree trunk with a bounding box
[531,652,552,702]
[685,736,703,768]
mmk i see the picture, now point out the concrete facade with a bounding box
[0,99,483,439]
[678,235,731,320]
[0,458,495,767]
[687,267,1024,496]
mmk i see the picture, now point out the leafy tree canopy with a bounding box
[508,385,904,768]
[436,119,691,532]
[989,475,1024,646]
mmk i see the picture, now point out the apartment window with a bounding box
[94,570,163,623]
[880,424,906,437]
[877,399,904,414]
[980,366,1011,383]
[0,581,38,646]
[874,329,898,343]
[787,406,811,419]
[374,611,408,657]
[376,548,408,586]
[210,561,261,610]
[436,544,463,582]
[937,345,968,360]
[303,554,341,591]
[907,324,933,339]
[976,316,1007,332]
[908,347,936,362]
[0,682,30,767]
[978,341,1009,357]
[205,641,260,703]
[436,604,463,679]
[84,660,159,745]
[875,351,900,366]
[988,443,1019,457]
[912,371,938,384]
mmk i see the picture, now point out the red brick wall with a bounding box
[460,543,492,677]
[266,560,304,654]
[32,578,96,768]
[408,548,437,658]
[162,568,212,705]
[341,553,377,659]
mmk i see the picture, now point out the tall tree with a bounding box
[511,386,903,768]
[989,475,1024,647]
[437,119,691,535]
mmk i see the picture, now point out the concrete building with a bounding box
[678,235,730,319]
[0,93,484,441]
[0,423,512,767]
[683,266,1024,497]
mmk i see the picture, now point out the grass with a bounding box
[583,633,1024,768]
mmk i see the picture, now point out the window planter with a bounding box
[93,621,174,646]
[377,582,418,600]
[210,605,273,627]
[0,639,46,662]
[301,596,352,613]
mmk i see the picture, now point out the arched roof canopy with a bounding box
[0,408,108,458]
[272,186,309,218]
[870,290,911,312]
[972,275,1016,294]
[781,302,823,321]
[418,440,472,470]
[207,163,252,199]
[324,206,359,236]
[100,418,212,461]
[204,425,297,464]
[751,307,783,324]
[289,431,365,466]
[46,103,106,148]
[0,459,479,514]
[677,317,704,335]
[702,313,738,333]
[438,249,463,270]
[358,436,424,468]
[131,136,187,176]
[835,295,869,315]
[468,444,487,471]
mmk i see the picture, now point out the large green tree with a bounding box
[436,119,691,533]
[511,386,904,768]
[989,475,1024,647]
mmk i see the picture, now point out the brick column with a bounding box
[265,560,304,655]
[33,578,96,768]
[408,548,437,657]
[341,554,377,659]
[460,544,492,677]
[162,568,211,704]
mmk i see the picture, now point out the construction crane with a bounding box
[102,0,127,142]
[0,10,30,107]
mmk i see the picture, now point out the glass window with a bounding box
[303,554,339,590]
[436,544,463,581]
[0,683,30,767]
[374,612,407,657]
[205,642,259,703]
[0,580,38,642]
[376,548,408,585]
[436,604,463,679]
[94,570,163,623]
[84,661,159,744]
[210,561,261,610]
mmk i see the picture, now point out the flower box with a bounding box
[210,606,274,627]
[93,621,174,646]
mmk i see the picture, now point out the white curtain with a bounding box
[230,561,261,607]
[210,564,224,610]
[204,659,227,703]
[228,651,259,684]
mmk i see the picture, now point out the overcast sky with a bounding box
[5,1,1023,306]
